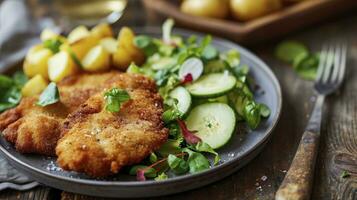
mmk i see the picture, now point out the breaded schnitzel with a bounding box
[0,72,160,156]
[56,86,168,177]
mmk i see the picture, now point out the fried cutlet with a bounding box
[56,84,168,177]
[0,72,157,155]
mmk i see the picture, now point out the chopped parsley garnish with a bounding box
[104,88,130,113]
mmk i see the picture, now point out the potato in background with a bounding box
[181,0,230,19]
[230,0,282,21]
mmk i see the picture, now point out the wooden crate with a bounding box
[143,0,357,44]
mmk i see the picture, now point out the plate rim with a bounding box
[0,27,282,188]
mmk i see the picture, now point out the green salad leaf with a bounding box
[37,82,60,107]
[155,172,168,181]
[167,154,189,174]
[129,165,157,178]
[0,73,25,112]
[183,148,210,173]
[104,88,130,113]
[275,40,308,63]
[194,142,220,165]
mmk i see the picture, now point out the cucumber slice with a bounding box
[152,57,176,70]
[186,103,236,149]
[169,86,191,115]
[186,73,236,98]
[178,57,203,81]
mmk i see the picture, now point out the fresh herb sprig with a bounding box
[104,88,130,113]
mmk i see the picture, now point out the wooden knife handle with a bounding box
[275,130,320,200]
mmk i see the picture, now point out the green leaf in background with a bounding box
[222,49,240,68]
[103,88,130,113]
[12,71,28,87]
[167,154,189,174]
[275,40,308,63]
[37,82,60,107]
[155,172,168,181]
[194,142,220,165]
[0,73,25,112]
[43,38,63,54]
[183,148,210,173]
[202,45,218,61]
[134,35,158,57]
[293,53,319,80]
[129,165,157,178]
[259,103,271,118]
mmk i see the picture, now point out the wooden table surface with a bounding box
[1,1,356,199]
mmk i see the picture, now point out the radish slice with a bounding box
[179,57,203,81]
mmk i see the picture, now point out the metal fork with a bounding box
[275,43,347,200]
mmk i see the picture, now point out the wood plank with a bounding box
[0,187,53,200]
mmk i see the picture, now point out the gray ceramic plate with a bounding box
[0,28,282,198]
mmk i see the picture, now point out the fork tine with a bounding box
[322,44,335,83]
[330,43,341,83]
[337,43,347,84]
[316,45,328,83]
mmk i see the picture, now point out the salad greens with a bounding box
[126,19,270,181]
[275,40,319,80]
[0,72,27,112]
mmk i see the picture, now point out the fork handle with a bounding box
[275,95,325,200]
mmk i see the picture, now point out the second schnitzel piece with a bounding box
[56,87,168,177]
[0,72,156,155]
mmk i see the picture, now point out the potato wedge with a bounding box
[117,27,145,63]
[40,28,67,43]
[21,75,49,97]
[100,37,117,54]
[91,23,113,39]
[48,51,77,82]
[68,25,90,44]
[61,35,100,60]
[112,48,134,71]
[23,45,53,79]
[82,45,111,72]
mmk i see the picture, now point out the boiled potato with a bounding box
[61,35,100,60]
[68,25,90,44]
[91,23,113,39]
[23,45,53,79]
[48,51,77,82]
[82,45,111,72]
[181,0,229,19]
[230,0,282,21]
[40,28,67,43]
[112,48,134,71]
[21,74,48,97]
[115,27,145,69]
[100,37,117,54]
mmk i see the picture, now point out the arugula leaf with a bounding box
[194,142,220,165]
[104,88,130,113]
[167,154,189,174]
[37,82,60,107]
[155,172,168,181]
[43,38,63,54]
[129,165,157,178]
[183,148,210,173]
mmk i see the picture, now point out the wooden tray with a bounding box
[143,0,357,45]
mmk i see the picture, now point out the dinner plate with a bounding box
[0,27,282,198]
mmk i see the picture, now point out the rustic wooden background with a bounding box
[0,1,356,199]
